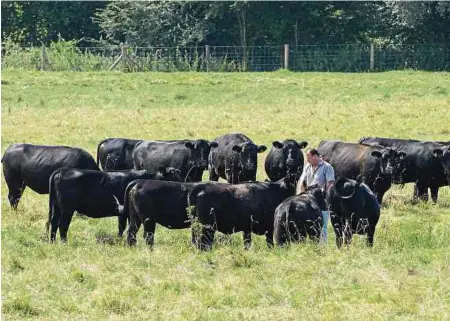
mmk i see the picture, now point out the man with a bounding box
[296,148,335,242]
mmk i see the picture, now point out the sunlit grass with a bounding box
[2,70,450,320]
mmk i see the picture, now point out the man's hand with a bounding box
[296,180,306,195]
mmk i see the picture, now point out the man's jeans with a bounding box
[321,211,329,243]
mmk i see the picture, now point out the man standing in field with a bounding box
[296,148,335,243]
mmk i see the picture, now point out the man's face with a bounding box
[306,151,320,166]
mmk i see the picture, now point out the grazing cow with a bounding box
[1,143,98,209]
[327,178,380,248]
[265,139,308,183]
[47,167,182,243]
[133,139,218,182]
[187,175,296,250]
[97,138,142,171]
[124,180,203,248]
[208,132,267,184]
[273,187,326,246]
[358,137,450,202]
[318,140,407,204]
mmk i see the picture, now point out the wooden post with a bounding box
[41,44,47,71]
[284,44,289,70]
[109,43,124,71]
[370,43,375,71]
[205,45,210,72]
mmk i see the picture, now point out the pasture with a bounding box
[2,70,450,320]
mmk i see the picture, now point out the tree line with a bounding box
[2,1,450,48]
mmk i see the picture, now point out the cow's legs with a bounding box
[198,225,215,251]
[414,182,429,202]
[376,191,385,205]
[127,214,141,247]
[58,211,75,243]
[265,230,274,248]
[209,168,219,181]
[118,215,127,237]
[366,226,376,247]
[343,222,352,246]
[243,231,252,250]
[143,218,156,249]
[330,212,344,249]
[50,205,62,243]
[430,185,439,204]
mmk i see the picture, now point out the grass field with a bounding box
[1,70,450,320]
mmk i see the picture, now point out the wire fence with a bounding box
[2,42,449,72]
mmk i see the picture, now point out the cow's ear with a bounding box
[297,141,308,149]
[210,142,218,148]
[185,142,195,149]
[433,149,443,158]
[257,145,267,153]
[272,141,283,149]
[371,151,382,158]
[232,145,242,153]
[399,151,407,159]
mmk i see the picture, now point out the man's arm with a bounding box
[296,167,308,195]
[325,164,335,191]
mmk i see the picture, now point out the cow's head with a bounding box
[433,146,450,185]
[334,177,359,199]
[156,167,183,182]
[305,185,327,210]
[185,140,218,170]
[371,148,407,183]
[272,139,308,180]
[226,142,266,183]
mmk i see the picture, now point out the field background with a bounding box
[2,70,450,320]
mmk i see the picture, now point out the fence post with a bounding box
[41,44,48,71]
[370,43,375,71]
[109,43,125,71]
[284,44,289,70]
[205,45,210,72]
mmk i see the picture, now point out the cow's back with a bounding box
[318,140,376,179]
[359,137,444,182]
[2,143,97,194]
[133,140,190,172]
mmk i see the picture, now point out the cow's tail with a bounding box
[187,184,204,221]
[96,138,111,169]
[122,180,139,225]
[47,169,60,239]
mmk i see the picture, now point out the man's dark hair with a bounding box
[307,148,320,157]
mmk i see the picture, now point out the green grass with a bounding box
[2,70,450,320]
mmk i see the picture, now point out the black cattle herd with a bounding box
[2,132,449,249]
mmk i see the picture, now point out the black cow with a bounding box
[133,139,218,182]
[187,176,296,250]
[2,143,98,209]
[47,167,182,243]
[327,178,380,248]
[358,137,450,202]
[265,139,308,183]
[318,140,406,204]
[97,138,142,171]
[124,180,203,248]
[208,132,267,184]
[273,187,326,246]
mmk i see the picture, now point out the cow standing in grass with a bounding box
[47,167,181,243]
[358,137,450,203]
[2,143,98,209]
[208,132,267,184]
